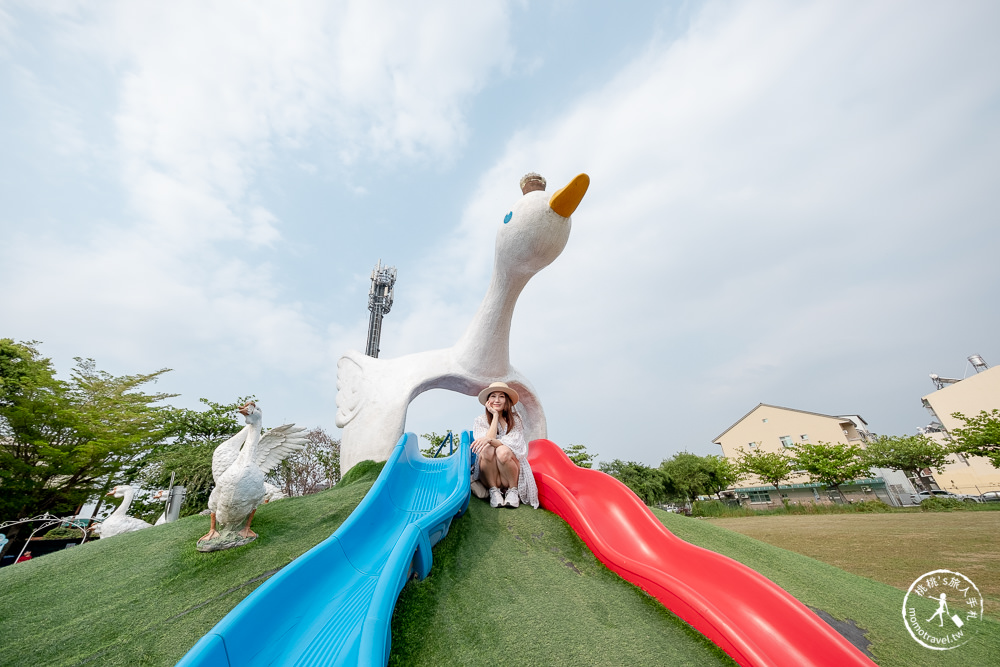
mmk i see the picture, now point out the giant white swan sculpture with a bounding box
[198,402,307,552]
[336,172,590,472]
[97,485,152,538]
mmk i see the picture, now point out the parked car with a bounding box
[910,489,982,504]
[979,491,1000,503]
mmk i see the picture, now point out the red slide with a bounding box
[528,439,876,667]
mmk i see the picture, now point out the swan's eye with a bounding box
[503,211,512,224]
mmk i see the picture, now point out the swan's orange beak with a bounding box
[549,173,590,218]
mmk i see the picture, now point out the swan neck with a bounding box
[110,488,135,519]
[454,266,529,375]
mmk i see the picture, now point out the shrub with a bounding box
[843,500,894,513]
[690,500,756,518]
[39,526,87,540]
[920,496,966,512]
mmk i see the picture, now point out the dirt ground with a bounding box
[706,512,1000,614]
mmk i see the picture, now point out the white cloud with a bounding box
[401,1,1000,461]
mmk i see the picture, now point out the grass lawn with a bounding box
[2,470,997,666]
[704,513,1000,616]
[664,510,1000,667]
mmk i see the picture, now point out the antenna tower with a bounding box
[366,260,397,358]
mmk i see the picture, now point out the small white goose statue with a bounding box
[336,172,589,472]
[97,485,152,538]
[197,401,306,552]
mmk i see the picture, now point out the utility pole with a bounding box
[366,260,397,358]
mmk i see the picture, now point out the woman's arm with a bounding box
[471,412,500,454]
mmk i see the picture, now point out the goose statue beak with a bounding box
[549,173,590,218]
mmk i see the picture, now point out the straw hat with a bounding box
[478,381,519,406]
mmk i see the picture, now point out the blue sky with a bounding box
[2,1,998,467]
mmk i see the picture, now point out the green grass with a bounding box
[390,498,734,666]
[660,510,1000,667]
[0,467,382,666]
[2,469,998,666]
[704,512,1000,617]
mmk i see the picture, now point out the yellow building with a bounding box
[713,404,908,506]
[919,356,1000,496]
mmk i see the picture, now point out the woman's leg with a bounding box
[478,446,501,489]
[495,445,520,490]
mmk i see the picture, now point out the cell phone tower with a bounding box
[365,260,397,358]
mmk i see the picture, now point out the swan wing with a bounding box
[212,424,252,481]
[255,424,308,474]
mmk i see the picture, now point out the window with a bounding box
[748,490,771,503]
[800,434,809,441]
[779,436,794,448]
[762,418,768,423]
[748,442,757,449]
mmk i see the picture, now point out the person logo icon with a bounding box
[903,570,982,650]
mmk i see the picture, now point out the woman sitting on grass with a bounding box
[471,382,539,509]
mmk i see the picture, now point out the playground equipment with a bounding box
[527,439,876,667]
[176,432,470,666]
[335,173,590,472]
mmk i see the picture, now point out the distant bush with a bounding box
[691,500,755,518]
[842,500,894,513]
[920,497,967,512]
[39,526,86,540]
[688,498,896,518]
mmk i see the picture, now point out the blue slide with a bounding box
[176,432,471,667]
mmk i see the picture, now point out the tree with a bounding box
[659,452,713,502]
[950,409,1000,468]
[420,431,460,458]
[735,447,797,505]
[863,434,952,491]
[598,459,668,506]
[793,441,872,503]
[0,339,173,553]
[562,443,597,468]
[703,455,741,499]
[269,427,341,496]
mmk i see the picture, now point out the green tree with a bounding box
[421,431,459,458]
[562,443,597,468]
[134,397,248,518]
[863,434,952,491]
[659,452,712,502]
[269,427,341,496]
[703,455,741,499]
[598,459,668,506]
[950,409,1000,467]
[735,446,797,505]
[0,339,173,552]
[793,441,872,503]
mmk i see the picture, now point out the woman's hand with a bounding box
[471,437,494,454]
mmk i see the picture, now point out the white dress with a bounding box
[472,412,540,509]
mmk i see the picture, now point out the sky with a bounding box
[2,0,998,468]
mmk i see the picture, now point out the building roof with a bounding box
[712,403,866,443]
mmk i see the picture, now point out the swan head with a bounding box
[107,485,132,498]
[239,401,262,427]
[495,173,589,278]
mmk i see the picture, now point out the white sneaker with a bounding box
[504,488,520,508]
[489,487,503,508]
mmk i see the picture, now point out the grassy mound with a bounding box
[2,468,997,666]
[0,465,383,666]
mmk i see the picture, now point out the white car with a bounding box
[911,489,981,504]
